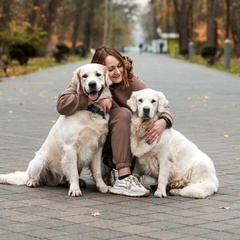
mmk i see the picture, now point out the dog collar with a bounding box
[87,104,105,119]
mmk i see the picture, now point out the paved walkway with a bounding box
[0,53,240,240]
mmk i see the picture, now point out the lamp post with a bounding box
[189,41,194,60]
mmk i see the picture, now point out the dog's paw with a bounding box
[0,176,8,184]
[169,188,181,196]
[169,179,187,189]
[68,188,82,197]
[98,185,111,193]
[27,179,39,187]
[154,189,167,198]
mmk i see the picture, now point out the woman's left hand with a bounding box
[145,119,167,144]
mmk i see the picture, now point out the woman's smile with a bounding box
[105,55,123,84]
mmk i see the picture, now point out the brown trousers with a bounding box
[102,107,133,170]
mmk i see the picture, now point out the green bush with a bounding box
[179,48,188,57]
[55,44,70,54]
[201,46,217,58]
[75,45,87,58]
[9,43,38,65]
[53,43,70,63]
[200,45,220,65]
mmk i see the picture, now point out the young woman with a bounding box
[57,45,173,197]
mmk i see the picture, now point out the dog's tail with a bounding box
[0,171,29,185]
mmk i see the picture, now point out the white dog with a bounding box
[0,63,112,197]
[127,88,219,199]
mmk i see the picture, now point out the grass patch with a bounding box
[175,54,240,77]
[1,55,90,78]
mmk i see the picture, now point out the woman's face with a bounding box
[105,55,123,84]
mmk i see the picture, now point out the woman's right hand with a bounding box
[98,98,112,114]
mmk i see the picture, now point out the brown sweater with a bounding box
[57,75,173,127]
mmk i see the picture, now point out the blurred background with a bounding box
[0,0,239,75]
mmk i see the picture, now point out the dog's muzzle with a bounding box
[86,82,103,102]
[142,107,150,119]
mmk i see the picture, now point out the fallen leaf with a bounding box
[92,212,101,217]
[219,206,230,210]
[235,157,240,161]
[223,134,229,138]
[201,95,209,101]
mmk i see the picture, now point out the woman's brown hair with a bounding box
[91,45,133,88]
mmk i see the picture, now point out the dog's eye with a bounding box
[151,99,156,103]
[96,73,101,77]
[82,74,88,78]
[138,99,143,103]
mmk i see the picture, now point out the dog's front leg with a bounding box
[154,154,170,198]
[62,148,81,197]
[90,148,111,193]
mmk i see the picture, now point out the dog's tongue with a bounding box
[89,92,98,101]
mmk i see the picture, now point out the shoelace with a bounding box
[127,175,142,187]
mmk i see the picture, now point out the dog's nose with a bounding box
[88,81,97,89]
[143,107,150,114]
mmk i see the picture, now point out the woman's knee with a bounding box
[111,107,131,122]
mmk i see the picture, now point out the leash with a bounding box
[87,104,105,119]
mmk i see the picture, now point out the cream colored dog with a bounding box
[127,88,219,199]
[0,63,112,196]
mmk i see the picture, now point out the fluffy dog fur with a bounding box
[127,88,219,199]
[0,63,112,196]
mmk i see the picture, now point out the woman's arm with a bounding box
[56,84,88,116]
[159,106,173,129]
[145,105,174,144]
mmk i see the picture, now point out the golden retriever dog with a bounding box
[0,63,112,196]
[127,88,219,199]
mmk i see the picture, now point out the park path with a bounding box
[0,52,239,240]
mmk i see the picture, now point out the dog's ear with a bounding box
[71,67,82,93]
[157,92,169,113]
[127,91,137,112]
[104,66,112,87]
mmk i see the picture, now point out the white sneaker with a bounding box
[110,175,150,197]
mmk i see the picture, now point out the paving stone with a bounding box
[0,53,239,239]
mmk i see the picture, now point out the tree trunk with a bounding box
[29,0,41,29]
[172,0,189,55]
[230,2,240,57]
[41,0,60,56]
[0,0,12,31]
[179,0,188,51]
[83,1,99,50]
[70,0,84,54]
[206,0,218,46]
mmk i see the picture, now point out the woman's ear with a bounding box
[157,92,169,113]
[127,91,137,112]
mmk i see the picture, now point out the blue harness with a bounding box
[87,104,105,119]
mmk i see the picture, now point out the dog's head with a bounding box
[127,88,169,119]
[71,63,112,102]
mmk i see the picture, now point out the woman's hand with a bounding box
[145,119,167,144]
[98,98,112,114]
